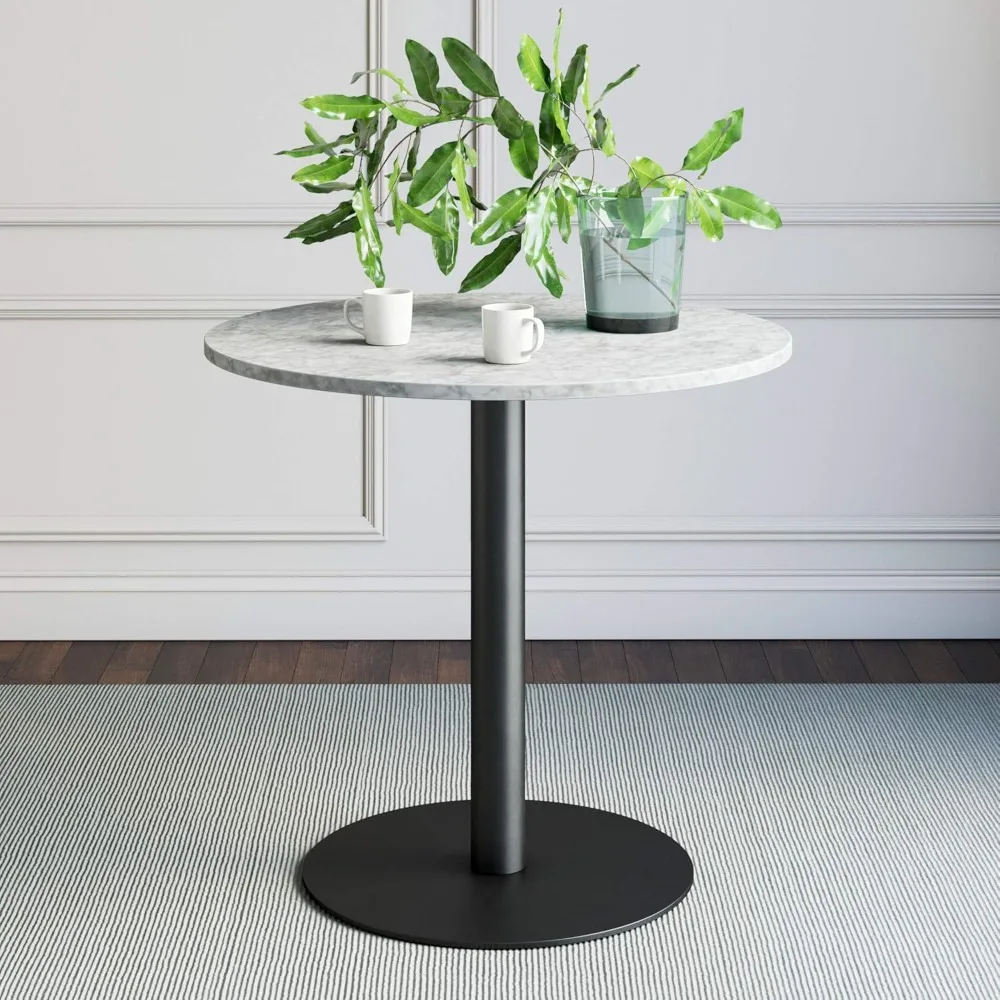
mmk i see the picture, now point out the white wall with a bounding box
[0,0,997,638]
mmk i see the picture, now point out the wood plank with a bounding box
[623,641,678,683]
[992,640,1000,659]
[3,642,71,683]
[524,641,534,683]
[293,641,347,683]
[578,640,629,683]
[195,641,255,684]
[245,641,301,683]
[342,641,393,683]
[716,640,774,683]
[437,640,470,684]
[530,640,581,683]
[854,640,919,683]
[389,641,439,683]
[102,641,163,682]
[100,670,150,685]
[670,641,726,683]
[808,640,871,683]
[50,641,118,684]
[147,641,209,683]
[898,640,965,683]
[762,640,823,683]
[944,640,1000,683]
[0,641,26,681]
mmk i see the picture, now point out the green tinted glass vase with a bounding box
[577,194,687,333]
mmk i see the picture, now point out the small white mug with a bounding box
[343,288,413,346]
[482,303,545,365]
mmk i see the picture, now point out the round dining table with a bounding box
[204,291,792,950]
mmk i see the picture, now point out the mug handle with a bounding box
[343,296,364,334]
[522,317,545,357]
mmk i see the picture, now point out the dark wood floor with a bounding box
[1,640,998,685]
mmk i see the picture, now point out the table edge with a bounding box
[203,338,793,400]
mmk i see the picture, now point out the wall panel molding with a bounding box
[3,293,997,320]
[1,202,997,227]
[528,515,1000,543]
[472,0,499,208]
[0,396,386,542]
[1,568,997,593]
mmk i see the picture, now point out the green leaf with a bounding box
[508,121,539,179]
[304,217,359,243]
[551,143,578,169]
[430,193,460,275]
[615,180,645,237]
[539,91,564,150]
[492,97,525,140]
[471,188,530,245]
[708,186,782,229]
[452,146,475,223]
[388,159,404,235]
[291,155,355,184]
[630,156,670,189]
[285,203,354,242]
[561,45,588,105]
[554,98,571,143]
[394,199,449,238]
[442,37,500,97]
[554,181,576,242]
[552,8,564,77]
[300,181,356,194]
[366,115,398,184]
[596,65,639,103]
[352,179,384,286]
[460,234,522,292]
[639,198,675,237]
[404,40,440,103]
[593,110,615,156]
[580,58,595,136]
[406,129,422,175]
[353,116,378,150]
[689,188,724,241]
[627,237,654,251]
[387,104,448,127]
[518,35,552,92]
[523,187,556,266]
[681,108,744,175]
[351,67,411,94]
[532,243,564,297]
[407,141,459,206]
[435,86,471,116]
[301,94,384,120]
[304,122,326,146]
[276,141,342,158]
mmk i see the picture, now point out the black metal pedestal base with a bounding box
[301,800,694,949]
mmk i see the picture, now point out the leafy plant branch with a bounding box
[280,11,782,294]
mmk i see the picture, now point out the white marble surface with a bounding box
[203,294,792,400]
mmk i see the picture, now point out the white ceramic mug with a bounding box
[482,303,545,365]
[343,288,413,346]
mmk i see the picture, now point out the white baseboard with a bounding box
[1,570,996,639]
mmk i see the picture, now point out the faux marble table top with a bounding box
[203,293,792,400]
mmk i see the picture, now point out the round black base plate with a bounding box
[300,800,693,949]
[586,312,680,333]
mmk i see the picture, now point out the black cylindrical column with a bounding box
[470,400,526,875]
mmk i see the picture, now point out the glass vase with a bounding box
[577,194,687,333]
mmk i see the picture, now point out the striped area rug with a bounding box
[0,684,998,999]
